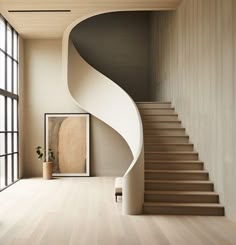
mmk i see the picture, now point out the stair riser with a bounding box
[143,206,224,216]
[144,194,219,203]
[142,115,179,121]
[145,145,193,152]
[143,122,182,129]
[137,103,171,109]
[144,129,186,136]
[145,154,198,161]
[145,183,214,191]
[145,172,208,180]
[145,162,203,170]
[140,109,175,115]
[144,137,189,144]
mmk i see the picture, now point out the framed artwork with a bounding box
[44,113,90,176]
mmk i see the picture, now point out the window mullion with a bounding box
[11,99,14,182]
[11,27,14,183]
[4,99,7,186]
[4,18,7,186]
[17,99,19,179]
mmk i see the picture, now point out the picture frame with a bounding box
[44,113,90,177]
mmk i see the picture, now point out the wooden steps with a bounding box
[136,102,171,109]
[145,152,199,161]
[144,143,194,152]
[144,191,219,203]
[142,114,179,121]
[137,101,224,216]
[144,128,186,136]
[143,202,224,216]
[144,135,190,144]
[145,180,214,191]
[140,108,176,115]
[143,121,182,129]
[145,160,203,170]
[145,170,209,180]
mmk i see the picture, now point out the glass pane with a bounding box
[0,157,6,189]
[0,17,5,51]
[0,133,5,155]
[7,56,12,92]
[7,25,12,56]
[13,100,18,131]
[7,133,12,153]
[13,61,18,94]
[13,154,18,181]
[13,133,17,152]
[7,154,12,185]
[0,51,5,90]
[7,98,12,131]
[0,95,5,131]
[13,32,18,60]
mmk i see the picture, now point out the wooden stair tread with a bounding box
[142,113,178,116]
[143,135,188,137]
[144,143,193,146]
[145,151,197,154]
[144,128,185,130]
[144,202,224,208]
[143,119,180,121]
[136,102,171,104]
[140,107,174,110]
[145,170,208,173]
[145,180,213,184]
[145,160,202,163]
[143,121,181,123]
[140,107,174,108]
[145,135,189,137]
[145,191,218,195]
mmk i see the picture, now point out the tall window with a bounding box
[0,15,19,190]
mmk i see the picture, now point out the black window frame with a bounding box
[0,14,19,191]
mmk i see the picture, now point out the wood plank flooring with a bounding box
[0,177,236,245]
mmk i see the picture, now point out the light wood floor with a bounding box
[0,177,236,245]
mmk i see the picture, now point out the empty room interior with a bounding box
[1,0,236,244]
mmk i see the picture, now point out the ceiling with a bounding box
[0,0,182,39]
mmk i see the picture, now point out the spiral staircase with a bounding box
[61,6,224,215]
[62,40,224,215]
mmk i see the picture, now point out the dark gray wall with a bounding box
[70,12,151,102]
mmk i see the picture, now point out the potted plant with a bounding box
[35,146,55,180]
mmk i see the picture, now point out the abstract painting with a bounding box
[45,113,90,176]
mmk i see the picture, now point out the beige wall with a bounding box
[23,39,132,177]
[151,0,236,221]
[70,12,151,102]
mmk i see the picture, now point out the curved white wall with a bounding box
[68,42,142,155]
[61,3,180,214]
[68,40,144,214]
[62,12,144,214]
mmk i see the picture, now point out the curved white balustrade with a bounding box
[62,13,144,215]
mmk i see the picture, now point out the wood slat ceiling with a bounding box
[0,0,182,39]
